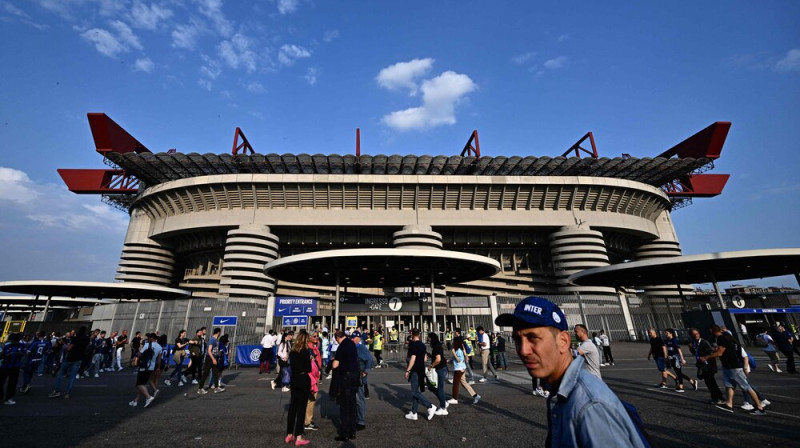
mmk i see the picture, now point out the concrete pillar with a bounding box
[115,209,175,286]
[218,225,279,298]
[635,211,694,298]
[549,225,615,294]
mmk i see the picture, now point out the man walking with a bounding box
[259,330,275,374]
[688,328,724,404]
[49,326,90,399]
[114,330,128,371]
[129,333,162,408]
[647,328,677,388]
[404,329,438,421]
[574,324,602,379]
[354,333,374,431]
[477,326,499,382]
[495,332,508,370]
[197,328,225,394]
[129,331,142,367]
[773,324,796,374]
[496,297,646,447]
[700,325,766,415]
[186,328,205,384]
[332,330,360,442]
[20,331,50,394]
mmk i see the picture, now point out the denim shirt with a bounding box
[546,356,645,448]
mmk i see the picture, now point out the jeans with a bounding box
[434,367,448,408]
[410,371,432,413]
[22,360,41,387]
[169,353,185,381]
[496,352,508,369]
[356,383,366,425]
[53,360,81,394]
[114,348,124,370]
[89,353,103,376]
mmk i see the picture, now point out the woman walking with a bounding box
[448,337,480,405]
[427,333,449,415]
[665,328,697,393]
[285,330,312,446]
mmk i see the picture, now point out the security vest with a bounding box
[373,334,383,351]
[389,329,399,342]
[445,331,453,341]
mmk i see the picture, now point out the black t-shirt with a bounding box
[717,332,742,369]
[649,336,665,359]
[431,343,446,370]
[409,340,427,371]
[334,338,359,373]
[175,337,188,350]
[67,334,91,362]
[497,336,506,352]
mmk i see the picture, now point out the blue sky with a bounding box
[0,1,798,289]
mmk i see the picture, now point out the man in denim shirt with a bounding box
[497,297,645,447]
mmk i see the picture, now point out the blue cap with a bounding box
[494,296,568,331]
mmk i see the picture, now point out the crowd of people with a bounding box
[1,304,798,446]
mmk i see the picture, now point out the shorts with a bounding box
[136,370,153,386]
[722,368,752,391]
[654,357,666,372]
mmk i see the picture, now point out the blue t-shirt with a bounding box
[27,339,51,362]
[665,337,680,358]
[207,337,219,359]
[2,342,26,369]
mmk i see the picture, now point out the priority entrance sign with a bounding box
[282,315,308,327]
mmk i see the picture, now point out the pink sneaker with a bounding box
[284,435,295,444]
[295,438,310,446]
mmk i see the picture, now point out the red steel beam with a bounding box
[663,173,729,198]
[561,132,599,158]
[232,127,254,155]
[57,169,139,194]
[461,130,480,157]
[87,113,151,155]
[658,121,731,160]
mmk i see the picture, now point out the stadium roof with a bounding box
[264,248,501,288]
[106,152,710,188]
[568,249,800,287]
[0,281,191,300]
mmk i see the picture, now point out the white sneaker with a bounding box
[128,400,138,407]
[178,381,185,386]
[281,386,290,392]
[435,408,449,416]
[144,396,154,408]
[76,374,81,379]
[197,388,208,395]
[427,406,437,420]
[182,376,188,383]
[542,391,550,398]
[214,387,226,393]
[740,402,755,411]
[478,378,486,383]
[404,411,418,421]
[468,380,475,385]
[446,398,459,405]
[473,394,481,404]
[191,379,198,385]
[94,373,99,378]
[4,399,16,405]
[767,365,775,372]
[326,374,332,380]
[776,368,783,373]
[447,378,453,384]
[271,381,276,390]
[153,389,160,397]
[534,387,545,396]
[761,399,771,407]
[219,382,227,387]
[164,379,171,386]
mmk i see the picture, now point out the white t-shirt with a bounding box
[599,334,610,347]
[479,332,491,351]
[261,334,274,348]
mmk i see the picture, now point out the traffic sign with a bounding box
[212,316,238,326]
[282,315,308,327]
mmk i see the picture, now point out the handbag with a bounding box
[425,368,438,388]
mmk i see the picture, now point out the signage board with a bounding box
[275,297,318,316]
[338,296,427,313]
[449,296,490,308]
[346,316,358,327]
[282,315,309,327]
[212,316,238,326]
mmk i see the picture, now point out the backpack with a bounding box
[621,400,653,448]
[754,334,768,347]
[465,342,472,355]
[134,343,154,370]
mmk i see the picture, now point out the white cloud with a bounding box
[196,0,233,37]
[0,166,127,232]
[381,71,477,131]
[245,81,265,93]
[305,67,317,85]
[776,49,800,72]
[80,20,143,58]
[198,78,212,91]
[277,0,299,15]
[199,55,222,79]
[544,55,568,69]
[323,29,339,42]
[129,0,173,30]
[171,19,206,50]
[376,58,434,96]
[133,57,154,72]
[218,33,257,72]
[0,167,40,204]
[558,34,570,42]
[512,52,536,65]
[278,44,311,66]
[80,27,125,57]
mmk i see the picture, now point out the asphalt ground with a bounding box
[1,342,799,448]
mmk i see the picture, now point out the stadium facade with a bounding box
[58,115,732,344]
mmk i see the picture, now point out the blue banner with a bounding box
[728,307,800,314]
[283,315,309,327]
[236,345,263,366]
[275,297,318,316]
[212,316,238,326]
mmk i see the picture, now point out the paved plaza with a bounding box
[2,342,799,447]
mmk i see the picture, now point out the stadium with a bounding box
[49,114,733,344]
